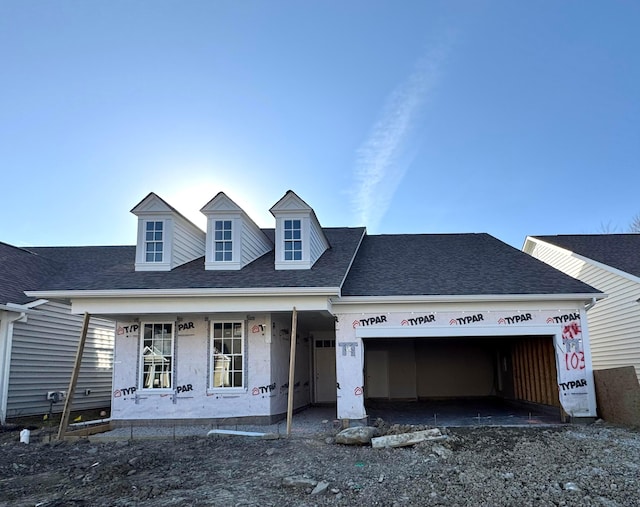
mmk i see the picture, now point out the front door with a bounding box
[314,338,336,403]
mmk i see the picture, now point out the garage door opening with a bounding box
[363,336,562,426]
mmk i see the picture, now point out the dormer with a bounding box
[131,193,206,271]
[269,190,330,270]
[200,192,272,270]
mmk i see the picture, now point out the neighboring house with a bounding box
[24,191,604,426]
[0,242,115,424]
[523,234,640,384]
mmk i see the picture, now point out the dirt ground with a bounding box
[1,420,639,507]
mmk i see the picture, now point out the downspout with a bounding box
[584,297,597,312]
[0,310,27,425]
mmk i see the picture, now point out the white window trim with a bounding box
[135,218,172,271]
[207,320,246,393]
[139,321,175,392]
[205,216,242,270]
[283,219,303,261]
[145,220,165,263]
[213,219,234,263]
[275,216,310,270]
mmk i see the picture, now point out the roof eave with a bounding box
[25,286,342,299]
[333,293,606,305]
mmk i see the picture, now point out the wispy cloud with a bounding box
[352,42,450,231]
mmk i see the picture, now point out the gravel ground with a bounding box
[1,413,639,506]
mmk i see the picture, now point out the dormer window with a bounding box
[201,192,273,271]
[270,191,330,270]
[214,220,233,262]
[145,221,164,262]
[131,192,206,272]
[284,219,302,261]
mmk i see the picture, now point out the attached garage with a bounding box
[363,335,560,409]
[332,233,602,425]
[333,306,595,424]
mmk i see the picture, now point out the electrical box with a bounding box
[46,391,66,403]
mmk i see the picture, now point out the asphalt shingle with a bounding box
[0,242,61,304]
[532,234,640,279]
[341,233,600,297]
[5,231,600,299]
[24,227,366,292]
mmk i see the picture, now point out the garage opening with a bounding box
[363,336,562,425]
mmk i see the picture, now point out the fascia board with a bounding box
[528,237,640,286]
[25,286,341,299]
[333,293,606,305]
[2,300,46,312]
[0,304,31,313]
[72,295,333,315]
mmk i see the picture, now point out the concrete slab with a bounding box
[365,398,562,427]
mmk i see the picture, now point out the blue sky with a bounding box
[2,1,639,249]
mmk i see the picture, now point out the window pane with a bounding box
[146,222,154,231]
[155,222,163,230]
[294,251,302,260]
[142,322,173,389]
[211,322,243,389]
[284,220,291,229]
[292,220,300,228]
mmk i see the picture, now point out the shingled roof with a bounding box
[341,233,600,297]
[531,234,640,279]
[0,242,61,305]
[7,231,601,300]
[23,228,365,292]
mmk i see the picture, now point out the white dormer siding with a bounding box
[200,192,272,270]
[270,190,330,270]
[131,193,206,272]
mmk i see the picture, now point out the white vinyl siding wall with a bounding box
[528,241,640,383]
[171,215,206,269]
[310,222,329,265]
[241,220,272,268]
[6,301,114,418]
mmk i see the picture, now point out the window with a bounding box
[211,322,244,388]
[141,323,173,389]
[145,221,164,262]
[283,219,302,260]
[214,220,233,261]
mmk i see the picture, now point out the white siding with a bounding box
[6,301,114,419]
[310,222,329,265]
[241,220,272,268]
[528,241,640,383]
[171,215,206,268]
